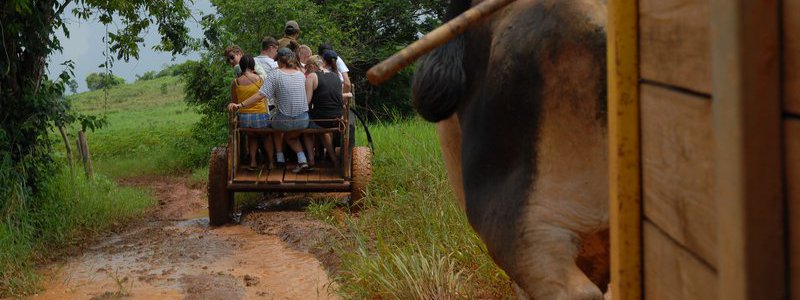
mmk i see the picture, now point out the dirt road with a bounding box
[30,177,341,300]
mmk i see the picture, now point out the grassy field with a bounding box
[65,76,204,178]
[315,120,514,298]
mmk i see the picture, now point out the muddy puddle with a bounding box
[28,177,341,300]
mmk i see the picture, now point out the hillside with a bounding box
[67,76,203,177]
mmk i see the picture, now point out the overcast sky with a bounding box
[48,0,215,93]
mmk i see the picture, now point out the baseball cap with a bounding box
[322,50,338,61]
[285,20,300,31]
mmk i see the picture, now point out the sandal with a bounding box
[246,165,259,171]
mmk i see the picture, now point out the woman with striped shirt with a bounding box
[230,48,311,173]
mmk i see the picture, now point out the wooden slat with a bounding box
[238,127,340,134]
[608,0,642,299]
[318,164,344,183]
[307,163,321,182]
[639,0,710,93]
[640,83,716,266]
[283,163,297,182]
[233,166,268,182]
[266,167,283,183]
[643,221,717,300]
[711,1,784,299]
[787,119,800,300]
[785,0,800,114]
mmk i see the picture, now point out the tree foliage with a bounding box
[0,0,192,211]
[85,72,125,90]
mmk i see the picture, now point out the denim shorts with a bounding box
[271,111,309,131]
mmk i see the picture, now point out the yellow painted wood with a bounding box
[607,0,641,299]
[711,1,784,299]
[787,119,800,300]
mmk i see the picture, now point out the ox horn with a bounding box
[367,0,517,85]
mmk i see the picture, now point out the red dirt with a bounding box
[28,176,341,300]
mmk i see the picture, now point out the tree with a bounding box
[0,0,192,208]
[135,71,157,82]
[67,79,78,94]
[85,72,125,90]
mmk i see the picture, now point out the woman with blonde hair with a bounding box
[304,50,345,166]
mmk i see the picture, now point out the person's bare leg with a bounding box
[247,134,258,169]
[285,132,309,173]
[261,135,275,169]
[285,132,303,153]
[274,132,285,166]
[321,133,339,166]
[303,133,316,167]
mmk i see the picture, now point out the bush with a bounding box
[156,63,188,78]
[135,71,157,82]
[85,72,125,91]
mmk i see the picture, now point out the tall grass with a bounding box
[64,76,205,177]
[322,118,513,299]
[0,169,154,296]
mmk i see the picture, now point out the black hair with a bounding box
[238,55,256,73]
[321,50,339,73]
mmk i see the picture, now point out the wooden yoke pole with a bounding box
[607,0,641,299]
[366,0,516,85]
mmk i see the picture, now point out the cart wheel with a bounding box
[208,147,233,226]
[350,146,372,211]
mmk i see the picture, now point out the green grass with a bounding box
[0,76,194,297]
[310,118,513,299]
[65,76,204,177]
[0,170,154,296]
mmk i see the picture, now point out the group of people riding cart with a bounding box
[223,20,352,174]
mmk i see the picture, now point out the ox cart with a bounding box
[206,98,372,226]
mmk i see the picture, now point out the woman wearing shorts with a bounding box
[230,48,311,173]
[230,55,274,170]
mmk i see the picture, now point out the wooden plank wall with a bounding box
[638,0,718,296]
[786,0,800,298]
[636,0,792,298]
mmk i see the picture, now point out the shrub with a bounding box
[135,71,157,82]
[85,72,125,91]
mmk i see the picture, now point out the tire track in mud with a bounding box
[28,177,340,300]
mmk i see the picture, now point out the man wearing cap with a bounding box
[278,21,301,54]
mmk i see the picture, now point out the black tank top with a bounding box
[309,71,343,119]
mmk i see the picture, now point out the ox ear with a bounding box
[412,36,465,123]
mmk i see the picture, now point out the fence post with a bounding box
[77,131,94,179]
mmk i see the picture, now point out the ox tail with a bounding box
[411,0,469,123]
[411,36,465,122]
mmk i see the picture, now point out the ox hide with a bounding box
[413,0,610,299]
